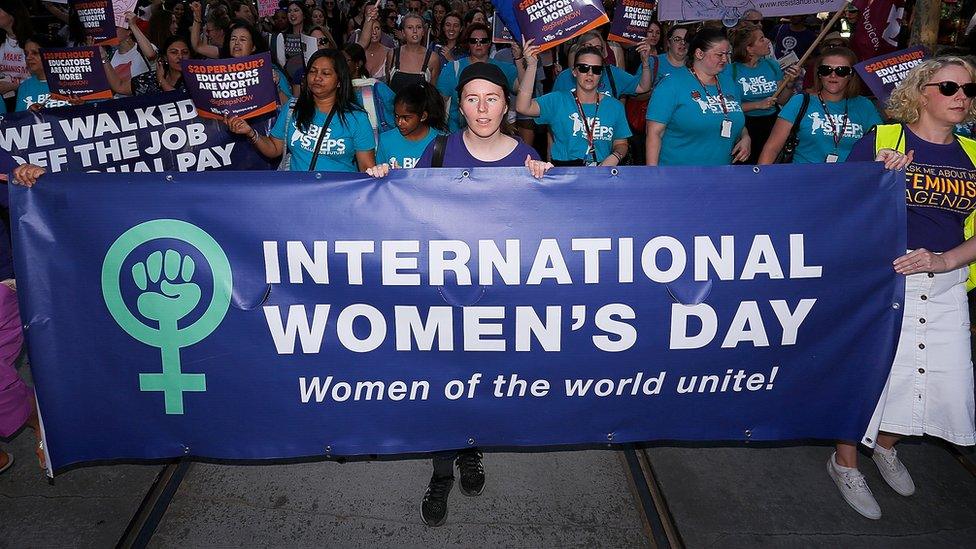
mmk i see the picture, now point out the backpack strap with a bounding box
[431,134,448,167]
[421,47,433,74]
[605,65,617,98]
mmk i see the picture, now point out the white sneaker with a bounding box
[827,453,882,520]
[872,445,916,496]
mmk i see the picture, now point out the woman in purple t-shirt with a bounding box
[367,63,552,175]
[367,63,550,529]
[828,57,976,520]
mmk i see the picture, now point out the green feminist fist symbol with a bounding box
[101,220,233,415]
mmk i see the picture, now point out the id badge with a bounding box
[720,119,732,139]
[825,153,839,163]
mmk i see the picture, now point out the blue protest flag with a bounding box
[490,0,523,42]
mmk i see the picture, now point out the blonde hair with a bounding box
[730,25,762,63]
[886,56,976,124]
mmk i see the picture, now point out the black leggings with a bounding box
[743,112,779,165]
[432,448,479,477]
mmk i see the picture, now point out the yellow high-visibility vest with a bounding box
[873,123,976,291]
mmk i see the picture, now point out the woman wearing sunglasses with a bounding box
[553,30,653,100]
[825,57,976,520]
[758,47,881,164]
[436,23,517,131]
[516,40,630,166]
[646,28,749,166]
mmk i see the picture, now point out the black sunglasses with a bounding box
[817,64,852,78]
[468,37,490,44]
[923,81,976,98]
[575,63,604,75]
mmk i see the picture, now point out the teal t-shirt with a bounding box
[552,64,642,99]
[437,57,517,132]
[16,76,69,111]
[655,54,684,84]
[535,91,631,163]
[731,59,783,117]
[778,94,882,163]
[274,66,293,99]
[646,67,745,166]
[376,127,441,168]
[271,107,375,171]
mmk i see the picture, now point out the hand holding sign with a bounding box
[183,54,279,120]
[521,38,540,67]
[512,0,609,52]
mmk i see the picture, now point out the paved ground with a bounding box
[149,451,649,548]
[3,366,976,547]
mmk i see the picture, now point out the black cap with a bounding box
[456,62,510,99]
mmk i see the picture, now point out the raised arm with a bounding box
[515,39,541,117]
[189,2,220,58]
[125,12,159,61]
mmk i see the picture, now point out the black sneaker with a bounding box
[456,450,485,497]
[421,474,454,527]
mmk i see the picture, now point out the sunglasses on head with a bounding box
[817,65,852,77]
[923,81,976,98]
[575,63,604,75]
[468,37,490,44]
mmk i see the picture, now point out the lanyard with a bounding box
[818,93,850,151]
[690,68,728,118]
[573,90,601,164]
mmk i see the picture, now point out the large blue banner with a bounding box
[0,92,276,173]
[11,164,905,471]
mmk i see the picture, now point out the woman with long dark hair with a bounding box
[105,35,192,96]
[286,1,310,35]
[228,49,376,172]
[434,12,463,62]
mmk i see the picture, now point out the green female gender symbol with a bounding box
[101,219,233,414]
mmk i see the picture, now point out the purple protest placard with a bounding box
[608,0,654,44]
[514,0,609,52]
[71,0,119,46]
[855,46,928,103]
[182,53,279,120]
[41,47,112,101]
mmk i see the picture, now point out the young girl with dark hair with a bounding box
[228,49,376,172]
[375,81,447,168]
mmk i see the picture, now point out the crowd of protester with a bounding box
[1,0,976,529]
